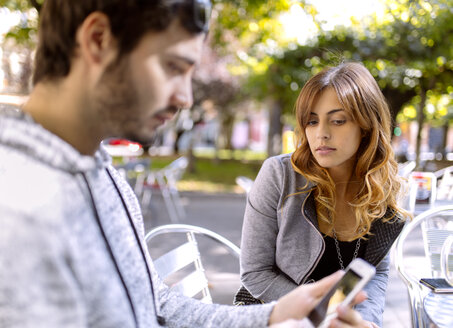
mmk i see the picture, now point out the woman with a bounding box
[236,62,409,327]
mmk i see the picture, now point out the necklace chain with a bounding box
[332,229,361,270]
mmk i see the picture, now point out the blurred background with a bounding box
[1,2,452,327]
[1,0,452,191]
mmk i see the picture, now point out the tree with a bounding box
[3,0,451,161]
[243,0,452,159]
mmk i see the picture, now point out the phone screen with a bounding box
[324,269,361,314]
[307,269,362,326]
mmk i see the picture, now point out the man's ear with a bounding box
[76,12,117,68]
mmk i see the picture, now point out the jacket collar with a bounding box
[301,190,405,266]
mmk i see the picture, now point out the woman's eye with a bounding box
[307,120,318,126]
[332,119,346,125]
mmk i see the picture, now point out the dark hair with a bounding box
[33,0,206,84]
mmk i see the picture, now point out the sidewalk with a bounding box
[144,191,414,327]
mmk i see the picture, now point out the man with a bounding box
[0,1,368,327]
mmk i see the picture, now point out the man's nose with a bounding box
[171,80,193,110]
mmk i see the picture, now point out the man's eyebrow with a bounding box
[309,109,344,116]
[168,54,196,67]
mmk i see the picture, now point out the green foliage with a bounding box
[243,0,453,126]
[0,0,37,11]
[2,0,451,128]
[5,21,37,46]
[1,0,40,46]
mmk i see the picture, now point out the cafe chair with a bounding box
[398,160,416,178]
[114,157,151,195]
[436,166,453,201]
[405,172,437,215]
[441,235,453,286]
[393,205,453,327]
[235,176,254,194]
[145,224,240,303]
[140,156,188,223]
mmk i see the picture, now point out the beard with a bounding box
[90,55,160,146]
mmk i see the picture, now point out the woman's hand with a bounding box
[329,305,377,327]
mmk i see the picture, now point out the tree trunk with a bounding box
[173,130,185,155]
[382,87,416,138]
[29,0,42,12]
[415,86,426,169]
[19,50,32,93]
[216,111,234,150]
[267,100,283,157]
[441,122,449,157]
[186,131,197,174]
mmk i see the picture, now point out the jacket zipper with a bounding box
[106,167,165,326]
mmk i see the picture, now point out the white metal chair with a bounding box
[235,176,254,194]
[441,235,453,286]
[435,166,453,201]
[145,224,241,303]
[407,172,437,214]
[140,157,188,222]
[115,157,151,195]
[393,205,453,327]
[398,160,416,178]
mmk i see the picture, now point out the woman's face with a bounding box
[305,87,362,176]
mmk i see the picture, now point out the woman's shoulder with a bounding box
[259,153,311,189]
[262,153,294,172]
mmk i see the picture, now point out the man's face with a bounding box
[92,20,205,145]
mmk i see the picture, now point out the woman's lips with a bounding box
[316,146,336,155]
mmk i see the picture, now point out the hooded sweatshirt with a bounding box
[0,104,274,328]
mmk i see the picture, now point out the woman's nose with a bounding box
[317,122,330,140]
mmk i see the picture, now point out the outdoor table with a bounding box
[103,144,144,157]
[423,292,453,328]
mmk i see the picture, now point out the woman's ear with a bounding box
[75,12,117,68]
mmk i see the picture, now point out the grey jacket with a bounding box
[0,105,274,328]
[240,154,405,327]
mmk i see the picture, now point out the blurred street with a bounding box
[144,190,418,328]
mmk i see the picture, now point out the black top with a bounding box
[305,235,367,283]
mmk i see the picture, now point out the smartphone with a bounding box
[420,278,453,293]
[307,258,376,327]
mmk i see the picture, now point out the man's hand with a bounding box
[269,271,368,327]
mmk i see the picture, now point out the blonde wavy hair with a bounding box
[291,62,408,239]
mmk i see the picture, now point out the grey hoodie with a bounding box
[0,105,274,328]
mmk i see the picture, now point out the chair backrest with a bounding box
[441,235,453,286]
[434,165,453,180]
[164,157,189,187]
[139,157,189,222]
[398,160,416,178]
[114,157,151,195]
[436,166,453,201]
[145,224,240,303]
[393,205,453,327]
[235,176,254,194]
[407,172,437,214]
[421,211,453,276]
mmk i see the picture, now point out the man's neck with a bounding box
[22,81,101,156]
